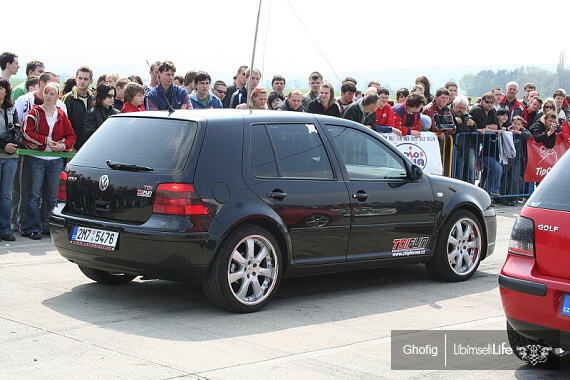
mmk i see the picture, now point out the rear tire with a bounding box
[78,265,137,285]
[507,321,568,368]
[203,224,281,313]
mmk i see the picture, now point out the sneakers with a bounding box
[29,232,42,240]
[1,233,16,241]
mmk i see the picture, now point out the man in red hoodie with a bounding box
[374,87,401,135]
[393,93,425,137]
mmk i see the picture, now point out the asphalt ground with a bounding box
[2,204,569,379]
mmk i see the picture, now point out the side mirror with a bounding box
[410,165,423,180]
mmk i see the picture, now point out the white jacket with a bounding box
[15,91,67,125]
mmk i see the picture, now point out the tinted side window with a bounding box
[327,125,407,180]
[527,152,570,212]
[250,124,279,177]
[250,123,333,179]
[70,117,197,174]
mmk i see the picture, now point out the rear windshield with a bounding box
[527,151,570,212]
[69,117,197,174]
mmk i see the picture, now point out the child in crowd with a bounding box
[121,83,146,113]
[501,115,531,205]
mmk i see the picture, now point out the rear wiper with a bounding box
[106,160,153,172]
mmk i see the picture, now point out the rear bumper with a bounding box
[499,254,570,348]
[50,206,217,283]
[506,317,570,350]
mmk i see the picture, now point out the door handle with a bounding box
[352,191,368,201]
[267,191,287,201]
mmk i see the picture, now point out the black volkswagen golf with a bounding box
[50,109,496,312]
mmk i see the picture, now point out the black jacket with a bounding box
[452,111,479,148]
[62,87,95,149]
[223,84,238,108]
[307,98,341,117]
[275,100,304,112]
[0,106,20,151]
[84,105,120,141]
[529,119,557,149]
[342,100,375,128]
[469,105,498,130]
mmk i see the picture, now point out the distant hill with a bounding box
[259,64,558,96]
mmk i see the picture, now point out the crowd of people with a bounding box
[1,51,569,241]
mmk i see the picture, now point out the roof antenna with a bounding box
[146,60,175,115]
[246,0,263,112]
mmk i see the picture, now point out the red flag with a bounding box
[525,135,570,182]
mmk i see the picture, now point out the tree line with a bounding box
[459,51,570,99]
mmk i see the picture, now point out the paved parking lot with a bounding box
[1,204,568,379]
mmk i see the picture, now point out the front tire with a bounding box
[426,209,483,281]
[203,224,281,313]
[78,265,137,284]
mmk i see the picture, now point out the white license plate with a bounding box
[70,226,119,250]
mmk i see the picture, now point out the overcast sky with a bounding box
[5,0,569,86]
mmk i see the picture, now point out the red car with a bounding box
[499,151,570,368]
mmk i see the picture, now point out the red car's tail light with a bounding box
[152,183,210,215]
[508,216,535,257]
[57,172,68,201]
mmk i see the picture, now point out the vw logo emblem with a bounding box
[99,175,110,191]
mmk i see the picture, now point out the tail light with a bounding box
[152,183,210,215]
[508,216,535,257]
[152,183,212,232]
[57,172,68,201]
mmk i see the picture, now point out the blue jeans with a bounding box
[0,158,18,235]
[27,157,64,233]
[481,156,503,195]
[454,147,476,184]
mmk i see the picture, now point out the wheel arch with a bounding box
[219,216,292,276]
[437,201,489,260]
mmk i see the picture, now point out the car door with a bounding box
[244,122,352,265]
[325,124,436,261]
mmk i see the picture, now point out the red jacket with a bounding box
[523,108,537,127]
[561,120,570,144]
[121,103,146,113]
[23,105,77,151]
[393,103,422,135]
[375,104,395,127]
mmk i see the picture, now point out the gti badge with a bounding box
[99,175,110,191]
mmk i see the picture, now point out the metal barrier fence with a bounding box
[445,132,535,203]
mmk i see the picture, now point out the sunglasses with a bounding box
[483,100,494,105]
[106,94,116,99]
[544,105,555,109]
[214,88,227,94]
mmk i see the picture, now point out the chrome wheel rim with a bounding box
[227,235,278,305]
[446,217,481,275]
